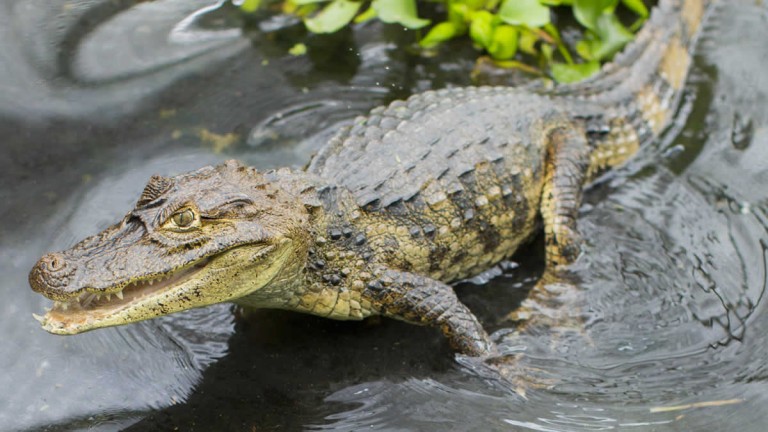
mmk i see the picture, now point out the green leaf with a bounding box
[420,22,459,48]
[288,43,308,56]
[543,22,573,64]
[304,0,362,33]
[488,25,518,60]
[465,0,487,9]
[575,39,593,60]
[448,2,470,23]
[621,0,648,17]
[238,0,261,13]
[469,10,495,48]
[519,28,539,54]
[498,0,550,28]
[541,43,553,63]
[372,0,430,29]
[294,3,320,17]
[485,0,502,10]
[573,0,618,30]
[293,0,333,5]
[354,5,377,23]
[551,61,600,83]
[447,3,469,33]
[588,13,634,60]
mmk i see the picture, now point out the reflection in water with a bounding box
[1,0,768,431]
[73,0,244,82]
[0,0,247,119]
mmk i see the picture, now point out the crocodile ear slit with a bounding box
[136,175,174,208]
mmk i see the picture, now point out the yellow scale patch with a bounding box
[637,85,669,135]
[588,120,640,177]
[682,0,705,38]
[659,37,691,90]
[314,287,339,316]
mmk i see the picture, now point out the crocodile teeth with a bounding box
[105,294,111,301]
[62,302,69,311]
[82,294,96,308]
[149,280,154,285]
[116,291,124,300]
[32,313,46,324]
[44,307,52,312]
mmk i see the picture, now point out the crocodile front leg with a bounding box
[364,269,494,357]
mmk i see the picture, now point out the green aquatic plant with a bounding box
[236,0,649,83]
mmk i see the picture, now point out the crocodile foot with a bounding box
[460,271,593,395]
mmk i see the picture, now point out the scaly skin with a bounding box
[29,0,712,356]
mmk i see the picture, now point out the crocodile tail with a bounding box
[555,0,715,175]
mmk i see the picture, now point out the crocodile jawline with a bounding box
[35,258,210,333]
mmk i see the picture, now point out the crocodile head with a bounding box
[29,160,313,334]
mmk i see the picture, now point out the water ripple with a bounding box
[0,0,247,119]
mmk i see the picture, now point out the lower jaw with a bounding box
[39,292,178,335]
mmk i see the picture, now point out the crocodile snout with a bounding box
[29,252,78,297]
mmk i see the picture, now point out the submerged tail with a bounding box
[555,0,716,176]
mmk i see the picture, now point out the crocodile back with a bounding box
[307,88,568,280]
[307,88,558,210]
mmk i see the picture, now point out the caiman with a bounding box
[29,0,712,357]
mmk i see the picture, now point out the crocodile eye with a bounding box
[171,208,195,228]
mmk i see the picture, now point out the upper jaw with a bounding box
[38,257,210,302]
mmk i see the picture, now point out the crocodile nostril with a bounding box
[42,253,67,273]
[30,252,76,294]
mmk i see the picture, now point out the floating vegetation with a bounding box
[235,0,649,82]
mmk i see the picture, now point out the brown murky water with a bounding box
[1,1,767,430]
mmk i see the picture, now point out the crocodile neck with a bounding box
[231,167,386,319]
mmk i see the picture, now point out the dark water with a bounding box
[1,1,767,431]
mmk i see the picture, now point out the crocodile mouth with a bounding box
[34,258,210,334]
